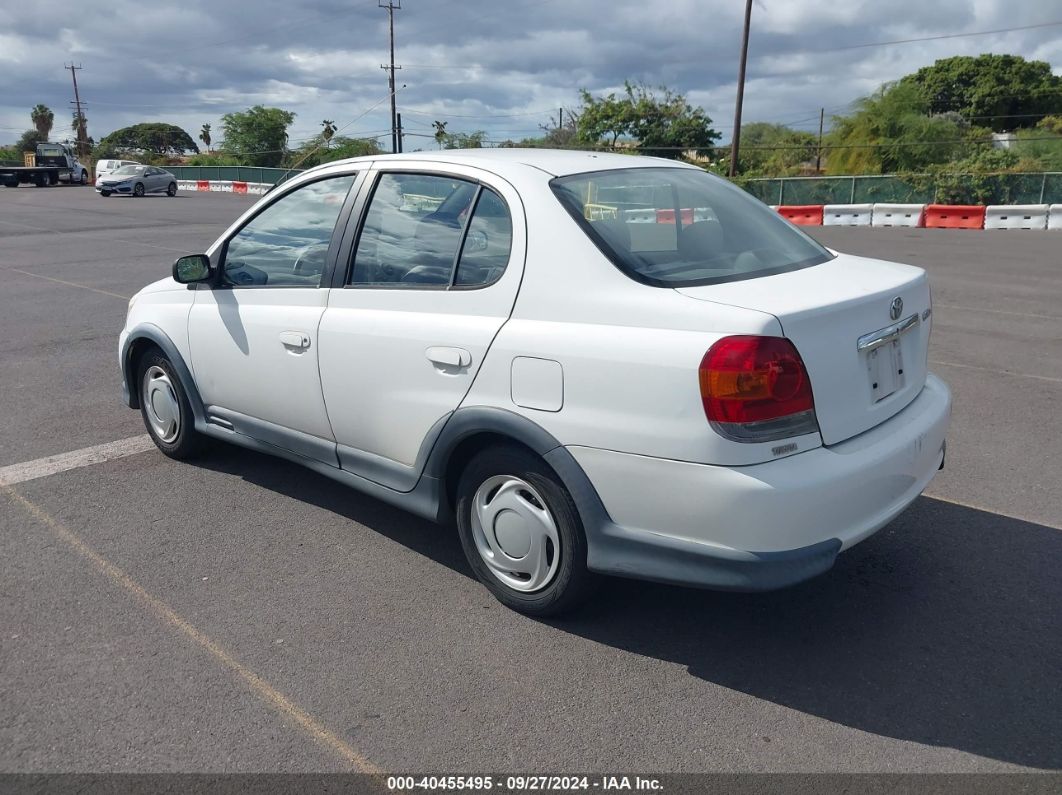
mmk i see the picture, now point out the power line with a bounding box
[815,20,1062,53]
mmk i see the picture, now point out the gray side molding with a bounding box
[121,324,207,428]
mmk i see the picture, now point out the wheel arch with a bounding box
[121,324,205,424]
[423,407,600,527]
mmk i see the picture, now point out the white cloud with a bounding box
[0,0,1058,148]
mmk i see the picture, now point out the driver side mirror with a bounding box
[173,254,212,284]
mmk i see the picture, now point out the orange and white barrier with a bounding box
[823,204,873,226]
[871,204,925,227]
[777,205,824,225]
[923,204,986,229]
[984,205,1049,230]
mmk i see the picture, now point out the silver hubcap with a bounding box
[470,475,560,593]
[143,365,180,443]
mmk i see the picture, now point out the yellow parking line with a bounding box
[1,484,384,775]
[9,268,130,300]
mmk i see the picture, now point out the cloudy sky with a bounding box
[1,0,1060,150]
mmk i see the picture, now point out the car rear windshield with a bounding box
[550,167,832,287]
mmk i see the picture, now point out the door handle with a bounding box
[279,331,311,349]
[426,346,471,368]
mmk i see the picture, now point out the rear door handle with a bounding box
[426,346,471,368]
[279,330,311,349]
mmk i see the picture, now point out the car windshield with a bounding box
[550,167,833,287]
[113,165,145,176]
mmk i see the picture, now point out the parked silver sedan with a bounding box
[97,165,177,198]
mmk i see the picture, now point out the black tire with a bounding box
[133,182,145,197]
[48,172,59,186]
[100,190,112,197]
[79,170,88,185]
[33,173,47,187]
[166,182,177,196]
[456,445,595,617]
[136,349,205,460]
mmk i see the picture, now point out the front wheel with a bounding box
[100,190,112,197]
[137,350,205,459]
[133,182,145,197]
[456,446,595,616]
[166,182,177,196]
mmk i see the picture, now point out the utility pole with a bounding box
[396,112,404,153]
[379,0,402,154]
[66,63,87,158]
[728,0,753,178]
[815,107,825,173]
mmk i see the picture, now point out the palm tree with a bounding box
[321,120,337,147]
[199,123,212,152]
[31,104,54,142]
[433,120,448,150]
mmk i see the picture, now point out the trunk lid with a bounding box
[676,254,931,445]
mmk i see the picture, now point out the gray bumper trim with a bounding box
[543,446,842,591]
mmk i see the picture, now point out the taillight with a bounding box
[699,335,819,442]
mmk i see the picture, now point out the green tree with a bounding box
[221,106,296,167]
[31,105,54,141]
[441,130,486,149]
[199,123,212,151]
[900,54,1062,132]
[283,135,381,168]
[1036,115,1062,135]
[826,82,970,174]
[732,122,817,176]
[97,123,199,157]
[1013,128,1062,171]
[15,129,43,153]
[577,82,719,158]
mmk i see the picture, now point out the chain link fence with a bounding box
[163,166,299,185]
[744,173,1062,205]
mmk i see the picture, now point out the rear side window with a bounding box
[551,167,832,287]
[350,173,511,289]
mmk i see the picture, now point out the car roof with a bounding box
[307,148,701,178]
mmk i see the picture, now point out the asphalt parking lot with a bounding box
[1,184,1059,774]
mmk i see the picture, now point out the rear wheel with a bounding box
[137,349,205,460]
[33,173,47,187]
[456,446,595,616]
[166,182,177,196]
[133,182,145,197]
[79,170,88,185]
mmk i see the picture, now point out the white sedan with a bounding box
[119,149,950,616]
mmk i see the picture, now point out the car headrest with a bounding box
[590,218,631,252]
[678,220,724,260]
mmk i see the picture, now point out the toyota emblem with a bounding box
[889,297,903,320]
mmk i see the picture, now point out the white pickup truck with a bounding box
[0,142,89,187]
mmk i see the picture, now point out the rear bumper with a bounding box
[565,373,951,590]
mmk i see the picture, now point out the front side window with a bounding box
[350,173,511,288]
[551,167,832,287]
[222,174,355,287]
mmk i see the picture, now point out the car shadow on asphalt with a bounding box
[195,446,1061,770]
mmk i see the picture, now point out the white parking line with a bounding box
[0,435,155,486]
[930,359,1062,384]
